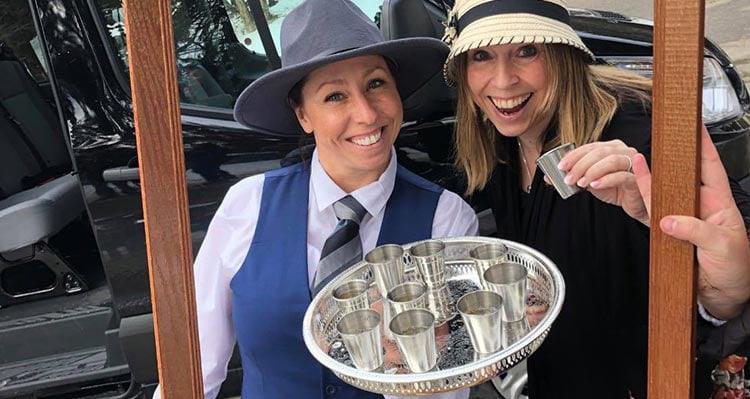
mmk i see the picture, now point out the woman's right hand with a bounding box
[633,126,750,320]
[556,139,648,225]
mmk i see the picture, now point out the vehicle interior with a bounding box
[0,5,124,397]
[0,50,87,307]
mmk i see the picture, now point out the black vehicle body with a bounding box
[0,0,748,398]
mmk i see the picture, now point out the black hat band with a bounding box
[457,1,571,34]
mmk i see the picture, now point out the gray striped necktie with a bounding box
[311,195,368,295]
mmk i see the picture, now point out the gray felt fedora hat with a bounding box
[233,0,450,137]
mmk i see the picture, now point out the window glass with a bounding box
[0,0,71,197]
[224,0,381,57]
[351,1,382,24]
[224,1,381,57]
[95,0,272,109]
[0,0,49,82]
[93,0,382,110]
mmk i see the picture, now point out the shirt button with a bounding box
[325,384,337,395]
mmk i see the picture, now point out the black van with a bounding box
[1,0,748,398]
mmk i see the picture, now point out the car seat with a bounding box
[380,0,456,123]
[0,54,87,307]
[179,63,235,108]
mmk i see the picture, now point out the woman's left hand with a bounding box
[632,126,750,319]
[556,140,649,225]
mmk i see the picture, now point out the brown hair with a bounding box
[453,44,652,194]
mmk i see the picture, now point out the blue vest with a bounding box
[230,162,443,398]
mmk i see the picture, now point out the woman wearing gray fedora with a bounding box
[152,0,476,398]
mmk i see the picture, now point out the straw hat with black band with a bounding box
[442,0,595,85]
[233,0,449,137]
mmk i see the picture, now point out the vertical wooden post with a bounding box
[649,0,704,397]
[122,1,204,397]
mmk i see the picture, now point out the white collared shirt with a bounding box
[154,149,478,399]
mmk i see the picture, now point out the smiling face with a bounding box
[293,55,403,192]
[465,43,552,143]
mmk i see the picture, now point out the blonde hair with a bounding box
[453,45,652,194]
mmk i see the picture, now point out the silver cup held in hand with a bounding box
[365,244,405,298]
[457,290,504,354]
[409,240,447,288]
[332,279,370,315]
[389,309,437,373]
[536,143,581,199]
[484,263,528,322]
[469,243,509,288]
[336,309,383,371]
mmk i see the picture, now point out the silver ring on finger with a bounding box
[623,154,633,173]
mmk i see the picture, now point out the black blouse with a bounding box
[488,102,653,398]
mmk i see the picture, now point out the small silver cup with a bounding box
[381,297,396,341]
[425,284,456,324]
[503,318,531,348]
[536,143,580,199]
[409,240,446,288]
[365,244,405,298]
[484,263,528,322]
[336,309,383,371]
[332,279,369,315]
[457,290,504,354]
[469,243,509,288]
[387,281,427,315]
[389,309,437,373]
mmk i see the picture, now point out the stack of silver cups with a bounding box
[373,242,443,372]
[453,243,529,355]
[334,240,453,373]
[332,239,529,373]
[333,279,382,371]
[408,240,455,324]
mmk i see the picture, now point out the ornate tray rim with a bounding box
[302,236,566,392]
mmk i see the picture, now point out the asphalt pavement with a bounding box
[568,0,750,88]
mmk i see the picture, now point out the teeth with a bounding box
[491,94,531,110]
[351,131,382,146]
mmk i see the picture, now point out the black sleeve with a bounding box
[730,178,750,236]
[698,303,750,362]
[600,101,652,162]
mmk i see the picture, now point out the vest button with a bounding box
[325,384,338,395]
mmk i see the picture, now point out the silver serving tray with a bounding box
[302,236,565,395]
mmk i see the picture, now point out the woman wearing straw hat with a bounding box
[444,0,750,397]
[152,0,477,398]
[442,0,656,397]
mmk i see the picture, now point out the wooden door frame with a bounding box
[121,0,707,397]
[122,0,203,397]
[648,1,704,398]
